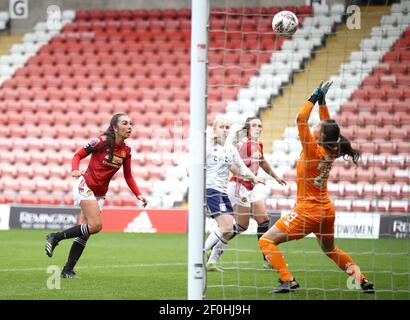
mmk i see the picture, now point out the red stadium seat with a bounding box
[355,168,375,183]
[378,142,397,155]
[351,89,369,101]
[351,199,371,212]
[362,75,380,87]
[374,101,393,113]
[381,184,401,199]
[358,142,378,154]
[372,65,390,76]
[344,184,363,198]
[340,101,358,114]
[401,185,410,198]
[356,127,372,141]
[389,200,409,213]
[17,195,39,205]
[367,88,387,101]
[390,126,409,140]
[396,142,410,154]
[376,168,396,184]
[398,112,410,125]
[373,126,390,140]
[358,112,377,126]
[363,184,382,199]
[0,194,13,204]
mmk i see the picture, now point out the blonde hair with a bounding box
[212,114,230,129]
[209,114,231,143]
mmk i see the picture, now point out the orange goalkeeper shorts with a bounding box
[275,206,335,241]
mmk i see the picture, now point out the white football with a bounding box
[271,10,299,37]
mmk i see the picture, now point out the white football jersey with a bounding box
[206,140,252,193]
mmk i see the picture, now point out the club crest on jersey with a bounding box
[241,197,248,203]
[86,189,93,196]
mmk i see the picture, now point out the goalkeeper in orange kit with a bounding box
[259,81,375,293]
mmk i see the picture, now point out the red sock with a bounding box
[259,237,293,282]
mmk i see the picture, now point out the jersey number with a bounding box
[283,211,298,227]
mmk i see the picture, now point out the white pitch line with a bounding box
[0,260,254,273]
[0,262,187,273]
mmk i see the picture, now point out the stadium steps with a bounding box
[260,6,391,152]
[0,35,22,55]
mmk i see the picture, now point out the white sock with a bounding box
[208,240,227,264]
[204,229,225,251]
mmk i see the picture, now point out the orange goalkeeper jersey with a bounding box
[295,101,334,214]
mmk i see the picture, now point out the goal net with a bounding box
[203,0,410,300]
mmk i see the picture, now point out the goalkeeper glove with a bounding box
[309,80,333,105]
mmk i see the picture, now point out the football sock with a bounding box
[208,240,227,264]
[64,237,88,271]
[229,222,247,240]
[257,220,269,240]
[257,221,270,262]
[54,224,90,242]
[204,229,226,251]
[259,237,293,282]
[325,246,366,282]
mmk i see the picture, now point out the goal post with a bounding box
[187,0,209,300]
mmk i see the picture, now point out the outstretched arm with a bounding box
[298,80,333,158]
[260,159,286,185]
[319,104,331,121]
[313,80,333,121]
[123,156,147,208]
[297,100,316,159]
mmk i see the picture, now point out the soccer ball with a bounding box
[271,11,299,37]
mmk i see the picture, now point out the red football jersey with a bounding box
[230,136,264,190]
[72,136,141,197]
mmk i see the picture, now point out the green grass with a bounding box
[0,230,409,300]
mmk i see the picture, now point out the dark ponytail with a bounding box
[321,119,361,165]
[235,116,260,143]
[337,135,361,166]
[103,113,126,161]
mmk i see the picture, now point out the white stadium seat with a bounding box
[313,3,329,16]
[62,10,76,20]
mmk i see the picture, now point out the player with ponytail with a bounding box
[45,113,147,278]
[258,81,374,293]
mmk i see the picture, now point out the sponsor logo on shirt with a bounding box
[112,155,123,165]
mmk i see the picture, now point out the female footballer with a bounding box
[258,81,375,293]
[212,117,287,268]
[45,113,147,278]
[205,114,261,272]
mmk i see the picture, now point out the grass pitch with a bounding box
[0,230,408,300]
